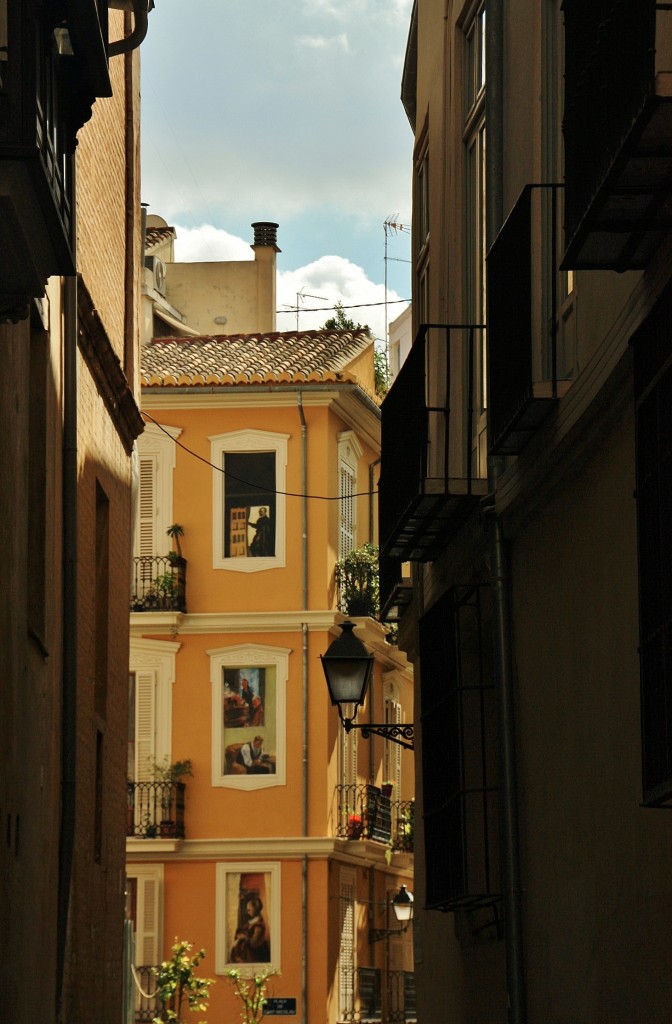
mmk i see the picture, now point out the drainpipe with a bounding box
[368,458,380,543]
[108,0,151,57]
[486,2,527,1021]
[298,393,309,1024]
[57,274,78,1014]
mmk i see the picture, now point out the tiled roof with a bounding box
[145,226,175,249]
[141,329,373,387]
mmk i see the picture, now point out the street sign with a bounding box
[264,998,297,1016]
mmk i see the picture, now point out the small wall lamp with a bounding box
[320,620,414,749]
[370,885,414,943]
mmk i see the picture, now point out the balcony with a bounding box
[131,555,187,612]
[379,324,488,566]
[563,1,672,270]
[334,784,414,853]
[379,556,413,624]
[126,780,186,839]
[131,965,159,1023]
[487,184,573,455]
[0,1,113,318]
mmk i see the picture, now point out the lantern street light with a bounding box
[320,621,414,749]
[370,885,415,942]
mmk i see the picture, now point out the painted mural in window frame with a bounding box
[210,644,288,790]
[215,863,281,974]
[210,429,289,572]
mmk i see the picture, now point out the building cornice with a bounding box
[126,835,414,867]
[130,609,339,637]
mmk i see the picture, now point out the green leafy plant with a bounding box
[224,967,278,1024]
[374,343,390,398]
[334,542,380,617]
[152,939,213,1023]
[149,756,193,784]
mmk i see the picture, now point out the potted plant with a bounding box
[346,813,363,839]
[155,571,179,610]
[166,522,184,560]
[149,757,193,836]
[334,542,380,617]
[381,780,394,798]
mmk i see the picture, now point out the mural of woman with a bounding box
[230,893,271,963]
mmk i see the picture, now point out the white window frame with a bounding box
[209,642,288,790]
[215,861,281,974]
[338,430,362,559]
[210,429,289,573]
[126,863,164,967]
[133,422,181,558]
[129,638,180,780]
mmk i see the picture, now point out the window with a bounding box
[338,431,362,559]
[211,429,288,572]
[134,422,181,558]
[463,1,487,443]
[128,638,180,782]
[414,135,430,323]
[419,586,499,911]
[210,643,288,790]
[126,864,164,1019]
[338,868,356,1021]
[633,283,672,806]
[215,863,281,974]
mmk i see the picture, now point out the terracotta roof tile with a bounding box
[145,226,175,250]
[140,329,373,388]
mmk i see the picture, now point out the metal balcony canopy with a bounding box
[563,0,672,271]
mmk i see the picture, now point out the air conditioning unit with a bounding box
[145,255,167,296]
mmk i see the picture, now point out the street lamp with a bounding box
[320,621,414,749]
[370,885,414,942]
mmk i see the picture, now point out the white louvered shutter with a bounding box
[135,670,157,781]
[339,873,356,1018]
[384,699,402,792]
[339,460,356,559]
[136,455,158,557]
[136,872,161,966]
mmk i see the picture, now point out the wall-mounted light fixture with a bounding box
[370,885,414,943]
[320,621,414,749]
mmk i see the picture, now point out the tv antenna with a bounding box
[383,216,411,370]
[282,288,330,331]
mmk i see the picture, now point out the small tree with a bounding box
[152,939,213,1024]
[322,304,389,397]
[167,523,185,560]
[224,968,278,1024]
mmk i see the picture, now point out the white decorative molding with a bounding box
[210,428,289,573]
[210,643,289,791]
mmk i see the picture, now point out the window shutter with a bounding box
[339,874,356,1018]
[136,872,161,966]
[339,461,356,559]
[135,669,157,781]
[136,455,158,557]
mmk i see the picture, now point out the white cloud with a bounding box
[167,224,408,344]
[173,224,254,263]
[295,32,351,52]
[276,254,407,343]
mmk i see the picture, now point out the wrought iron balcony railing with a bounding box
[563,1,672,269]
[334,784,414,852]
[379,324,488,567]
[132,965,159,1023]
[131,556,187,612]
[126,781,186,839]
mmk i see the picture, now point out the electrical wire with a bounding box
[141,411,377,501]
[276,298,409,315]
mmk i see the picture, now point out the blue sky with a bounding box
[140,0,413,342]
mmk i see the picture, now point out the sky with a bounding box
[139,0,414,343]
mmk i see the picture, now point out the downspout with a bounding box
[485,2,527,1022]
[368,457,380,783]
[57,273,78,1016]
[298,393,309,1024]
[124,34,136,379]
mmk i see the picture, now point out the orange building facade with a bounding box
[126,232,415,1024]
